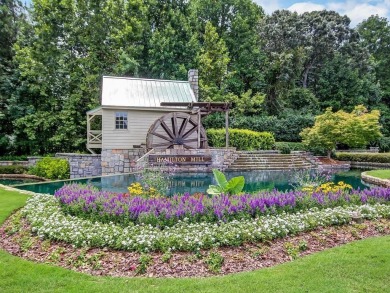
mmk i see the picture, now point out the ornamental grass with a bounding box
[54,184,390,227]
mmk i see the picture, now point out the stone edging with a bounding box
[361,172,390,187]
[349,161,390,169]
[0,174,47,181]
[0,184,41,195]
[319,163,350,170]
[0,161,29,166]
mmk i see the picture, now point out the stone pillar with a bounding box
[188,69,199,101]
[27,156,42,167]
[101,149,146,175]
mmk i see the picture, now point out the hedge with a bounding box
[207,128,275,150]
[335,152,390,163]
[0,165,28,174]
[203,113,314,142]
[274,142,306,154]
[29,157,70,180]
[0,155,28,161]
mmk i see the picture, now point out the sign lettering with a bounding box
[149,155,212,165]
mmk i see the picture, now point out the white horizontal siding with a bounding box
[102,109,187,149]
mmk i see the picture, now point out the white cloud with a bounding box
[284,1,390,26]
[288,2,326,13]
[254,0,282,14]
[346,3,388,25]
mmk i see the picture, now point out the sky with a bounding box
[256,0,390,26]
[23,0,389,27]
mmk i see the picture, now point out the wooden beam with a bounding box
[198,111,201,148]
[225,109,229,148]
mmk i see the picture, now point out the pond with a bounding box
[12,169,369,195]
[0,178,43,186]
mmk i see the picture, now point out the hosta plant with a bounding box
[207,169,245,195]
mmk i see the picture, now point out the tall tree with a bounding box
[10,0,147,154]
[197,22,230,101]
[357,16,390,136]
[0,0,25,153]
[190,0,266,95]
[260,10,379,114]
[261,9,354,87]
[147,1,199,80]
[315,53,380,111]
[358,15,390,102]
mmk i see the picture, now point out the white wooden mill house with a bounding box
[86,70,208,174]
[87,70,201,152]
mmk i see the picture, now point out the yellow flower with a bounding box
[128,182,144,196]
[313,181,352,193]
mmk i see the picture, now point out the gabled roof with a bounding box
[101,76,197,108]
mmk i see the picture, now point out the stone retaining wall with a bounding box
[56,153,102,178]
[338,147,379,153]
[143,148,237,172]
[0,161,28,167]
[27,156,42,167]
[350,161,390,169]
[0,174,46,181]
[2,148,239,178]
[361,172,390,187]
[101,149,146,175]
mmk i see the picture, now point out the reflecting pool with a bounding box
[0,178,42,186]
[13,169,369,195]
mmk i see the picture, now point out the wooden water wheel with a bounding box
[146,112,208,150]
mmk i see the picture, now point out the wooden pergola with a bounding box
[159,102,231,148]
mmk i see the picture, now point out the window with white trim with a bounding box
[115,112,128,129]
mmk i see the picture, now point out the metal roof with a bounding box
[101,76,197,107]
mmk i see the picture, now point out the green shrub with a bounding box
[205,251,224,273]
[335,152,390,163]
[203,113,314,142]
[274,142,306,154]
[29,157,70,180]
[136,254,152,275]
[0,165,28,174]
[207,128,275,150]
[377,137,390,153]
[0,155,28,161]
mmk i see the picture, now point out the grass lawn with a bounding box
[366,169,390,180]
[1,187,390,293]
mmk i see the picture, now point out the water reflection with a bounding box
[14,169,369,195]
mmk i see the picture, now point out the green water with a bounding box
[13,169,369,195]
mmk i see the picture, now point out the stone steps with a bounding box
[234,158,304,162]
[228,166,311,171]
[226,152,315,171]
[229,162,312,167]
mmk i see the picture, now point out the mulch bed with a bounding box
[1,215,389,278]
[317,157,346,165]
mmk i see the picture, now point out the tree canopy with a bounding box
[1,1,389,155]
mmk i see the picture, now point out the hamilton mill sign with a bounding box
[149,154,212,165]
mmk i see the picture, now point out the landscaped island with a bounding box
[1,180,389,277]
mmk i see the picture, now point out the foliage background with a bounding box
[1,0,389,155]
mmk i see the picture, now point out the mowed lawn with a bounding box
[1,188,390,293]
[366,169,390,180]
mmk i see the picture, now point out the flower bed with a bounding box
[22,193,390,252]
[54,184,390,227]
